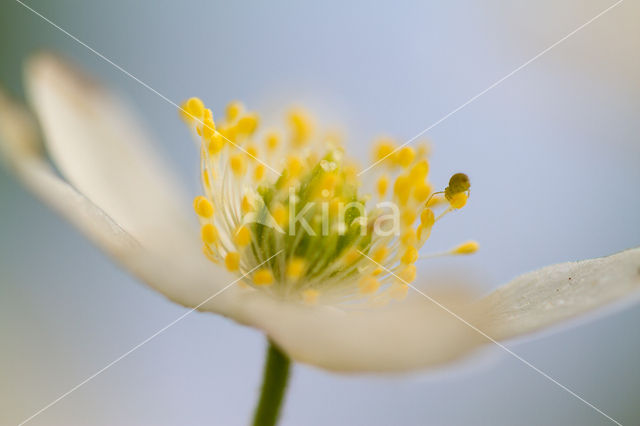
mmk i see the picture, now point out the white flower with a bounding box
[0,53,638,373]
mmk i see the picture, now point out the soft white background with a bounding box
[1,0,639,425]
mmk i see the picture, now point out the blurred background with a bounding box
[1,0,639,425]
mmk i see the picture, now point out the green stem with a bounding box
[252,340,291,426]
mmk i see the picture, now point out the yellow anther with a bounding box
[373,139,395,162]
[234,225,252,247]
[420,208,435,227]
[395,146,415,168]
[230,154,247,176]
[288,109,312,146]
[226,101,243,122]
[201,117,216,140]
[286,156,303,178]
[449,192,468,209]
[393,175,411,205]
[401,229,418,247]
[343,248,361,265]
[265,132,280,151]
[201,224,218,245]
[317,173,338,198]
[417,224,432,242]
[253,268,274,286]
[203,108,213,122]
[302,289,319,304]
[286,258,306,280]
[241,195,253,214]
[372,268,383,276]
[218,125,237,144]
[409,159,429,181]
[371,246,389,263]
[398,264,417,283]
[413,182,432,202]
[244,144,259,160]
[272,203,288,227]
[452,240,479,255]
[193,196,214,218]
[208,134,225,155]
[254,164,266,181]
[358,276,380,295]
[225,252,240,271]
[376,175,389,197]
[389,283,409,301]
[343,164,357,180]
[236,113,259,135]
[401,246,418,264]
[401,210,416,227]
[184,97,205,121]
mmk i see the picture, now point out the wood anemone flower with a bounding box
[0,53,638,376]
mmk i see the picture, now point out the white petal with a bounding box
[480,247,640,340]
[235,288,487,373]
[25,52,192,245]
[0,88,137,257]
[0,87,243,317]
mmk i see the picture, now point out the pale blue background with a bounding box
[1,1,639,425]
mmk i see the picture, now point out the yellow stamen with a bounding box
[236,113,259,136]
[401,210,416,227]
[230,154,246,176]
[201,224,218,245]
[395,146,415,168]
[234,225,251,247]
[226,101,243,122]
[286,155,303,178]
[184,97,205,121]
[358,276,380,295]
[398,264,416,282]
[409,159,429,181]
[193,196,214,218]
[286,258,306,280]
[253,268,274,286]
[373,139,395,162]
[452,240,479,255]
[401,246,418,264]
[265,132,280,151]
[371,246,389,263]
[420,208,435,227]
[288,109,312,146]
[449,192,468,209]
[225,252,240,271]
[272,204,288,227]
[376,175,389,197]
[241,195,253,214]
[254,164,266,181]
[413,182,432,202]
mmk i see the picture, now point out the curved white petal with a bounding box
[25,52,192,246]
[480,247,640,340]
[234,288,487,373]
[0,86,243,317]
[0,88,137,258]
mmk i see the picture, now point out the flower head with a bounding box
[181,97,475,305]
[0,53,638,373]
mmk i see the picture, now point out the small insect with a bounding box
[444,173,470,201]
